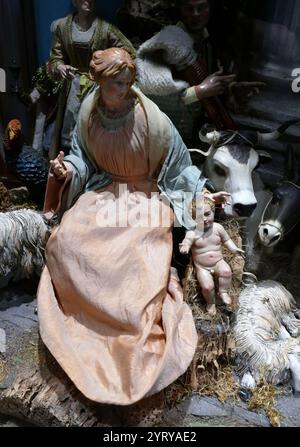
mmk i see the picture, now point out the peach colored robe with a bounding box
[38,102,198,405]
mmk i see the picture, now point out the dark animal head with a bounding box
[258,143,300,247]
[259,180,300,247]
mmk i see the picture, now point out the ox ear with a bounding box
[257,150,272,164]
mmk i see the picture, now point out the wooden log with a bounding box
[0,287,165,427]
[0,345,165,427]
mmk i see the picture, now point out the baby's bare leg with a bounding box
[195,266,216,316]
[214,260,232,306]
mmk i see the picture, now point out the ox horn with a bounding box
[199,127,221,145]
[257,119,300,144]
[189,146,214,157]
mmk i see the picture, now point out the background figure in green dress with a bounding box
[48,0,135,158]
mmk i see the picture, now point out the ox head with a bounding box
[258,145,300,247]
[190,120,299,218]
[258,181,300,247]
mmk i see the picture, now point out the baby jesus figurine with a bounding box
[179,196,244,317]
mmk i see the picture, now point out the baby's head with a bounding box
[192,196,215,231]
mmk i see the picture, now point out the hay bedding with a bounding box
[0,182,37,211]
[248,379,282,427]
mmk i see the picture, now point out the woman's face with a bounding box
[74,0,96,14]
[100,68,133,109]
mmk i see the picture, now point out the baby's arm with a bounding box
[217,224,244,255]
[179,231,196,255]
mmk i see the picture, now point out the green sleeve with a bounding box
[49,23,69,71]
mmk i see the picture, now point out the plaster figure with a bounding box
[180,196,244,316]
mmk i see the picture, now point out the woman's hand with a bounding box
[196,70,236,99]
[50,151,68,180]
[206,191,231,206]
[57,64,78,80]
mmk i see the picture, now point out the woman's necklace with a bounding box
[96,97,138,131]
[98,97,136,119]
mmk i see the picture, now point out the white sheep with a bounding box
[0,209,49,285]
[233,280,300,393]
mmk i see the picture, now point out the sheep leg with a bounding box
[288,353,300,396]
[241,372,256,390]
[281,313,300,338]
[279,325,292,340]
